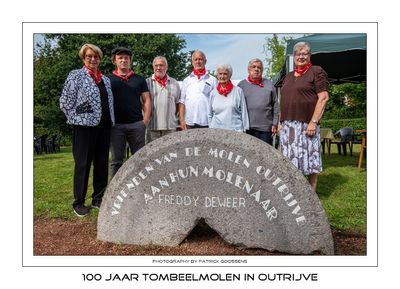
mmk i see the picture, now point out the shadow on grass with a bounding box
[322,153,365,169]
[34,153,66,161]
[317,173,348,198]
[34,147,72,161]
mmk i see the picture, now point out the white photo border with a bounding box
[23,22,378,267]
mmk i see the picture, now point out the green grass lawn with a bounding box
[33,144,366,233]
[318,146,366,234]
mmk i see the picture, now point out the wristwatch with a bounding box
[312,119,318,124]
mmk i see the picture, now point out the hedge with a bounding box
[319,118,366,133]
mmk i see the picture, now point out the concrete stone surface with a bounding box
[97,129,334,255]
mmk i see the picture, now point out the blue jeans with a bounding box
[110,121,146,178]
[246,129,273,145]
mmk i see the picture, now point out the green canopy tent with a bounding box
[275,33,366,86]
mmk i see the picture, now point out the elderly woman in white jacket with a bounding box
[60,43,115,217]
[208,64,249,132]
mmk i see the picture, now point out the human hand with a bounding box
[275,123,282,134]
[180,120,187,131]
[306,122,317,137]
[271,125,277,135]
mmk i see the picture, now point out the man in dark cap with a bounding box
[108,47,151,178]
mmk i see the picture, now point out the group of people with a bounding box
[60,41,329,217]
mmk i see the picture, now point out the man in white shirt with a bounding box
[179,50,217,129]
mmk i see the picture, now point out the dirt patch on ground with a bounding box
[34,217,366,256]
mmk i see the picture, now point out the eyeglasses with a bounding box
[85,55,99,60]
[295,53,310,58]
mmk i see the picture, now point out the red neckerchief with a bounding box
[84,65,102,84]
[217,80,234,97]
[294,62,312,76]
[247,76,264,87]
[154,74,168,88]
[113,69,134,81]
[193,68,206,79]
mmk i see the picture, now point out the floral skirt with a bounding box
[280,120,322,175]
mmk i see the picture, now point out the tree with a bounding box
[324,83,366,119]
[261,34,366,120]
[34,34,191,142]
[264,34,292,79]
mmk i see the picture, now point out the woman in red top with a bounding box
[279,41,329,191]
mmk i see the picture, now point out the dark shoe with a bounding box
[73,205,90,217]
[91,200,102,209]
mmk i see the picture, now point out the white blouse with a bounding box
[208,86,249,132]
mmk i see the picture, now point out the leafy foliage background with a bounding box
[34,34,191,142]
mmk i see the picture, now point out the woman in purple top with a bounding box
[279,41,329,191]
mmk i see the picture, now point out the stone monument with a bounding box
[97,129,334,255]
